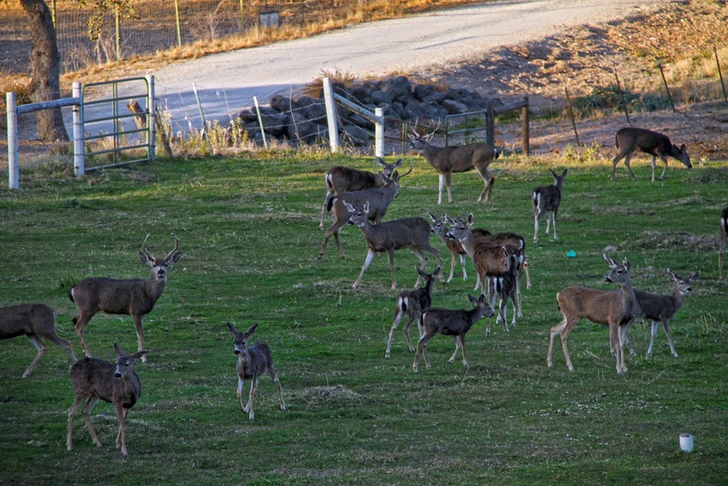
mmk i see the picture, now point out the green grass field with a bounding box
[1,151,726,484]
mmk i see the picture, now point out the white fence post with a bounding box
[374,107,384,158]
[6,91,19,189]
[146,75,156,162]
[322,77,340,153]
[73,82,84,177]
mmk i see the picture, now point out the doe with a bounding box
[531,168,567,243]
[69,235,181,361]
[227,322,286,421]
[611,127,691,182]
[0,304,77,378]
[67,343,146,456]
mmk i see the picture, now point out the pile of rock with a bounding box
[236,75,501,146]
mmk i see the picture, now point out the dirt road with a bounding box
[139,0,662,132]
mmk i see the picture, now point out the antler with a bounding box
[141,234,153,258]
[164,235,180,261]
[400,158,415,177]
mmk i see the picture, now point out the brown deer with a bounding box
[413,294,494,371]
[319,157,404,230]
[611,127,691,182]
[486,253,521,336]
[69,235,181,362]
[385,266,441,359]
[67,343,146,456]
[428,213,469,283]
[0,304,77,378]
[408,128,499,204]
[227,322,286,421]
[720,207,728,279]
[318,162,412,260]
[547,255,639,374]
[343,200,443,290]
[634,270,699,358]
[531,168,567,243]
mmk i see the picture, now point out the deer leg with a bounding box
[45,332,78,364]
[658,155,669,181]
[72,314,94,358]
[478,171,495,202]
[460,335,468,367]
[533,206,542,243]
[319,190,333,230]
[67,394,89,451]
[548,315,574,371]
[247,377,258,420]
[437,174,445,205]
[413,331,433,372]
[237,375,246,412]
[80,396,103,448]
[268,367,287,411]
[661,319,678,358]
[611,151,628,182]
[318,224,345,260]
[613,324,626,374]
[445,173,453,203]
[386,305,406,359]
[22,335,47,379]
[115,403,128,455]
[624,153,637,181]
[510,297,517,329]
[402,315,418,354]
[647,320,659,357]
[352,249,376,289]
[447,251,457,282]
[386,249,398,290]
[459,254,469,281]
[447,335,461,364]
[552,210,558,241]
[131,314,147,363]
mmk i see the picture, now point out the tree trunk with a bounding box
[19,0,69,142]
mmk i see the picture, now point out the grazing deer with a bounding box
[720,207,728,279]
[343,200,443,290]
[611,127,691,182]
[486,253,521,336]
[227,322,286,421]
[318,162,413,260]
[408,128,499,204]
[385,266,441,359]
[634,270,699,358]
[413,294,494,371]
[531,168,567,243]
[319,157,404,230]
[547,255,639,374]
[69,235,182,362]
[446,214,531,314]
[0,304,77,378]
[428,213,469,283]
[67,343,146,456]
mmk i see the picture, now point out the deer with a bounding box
[318,162,413,260]
[69,235,182,362]
[611,127,691,182]
[633,270,699,358]
[408,127,499,204]
[385,266,441,359]
[319,157,404,230]
[413,294,494,371]
[486,253,521,337]
[227,322,286,421]
[67,343,146,456]
[428,213,469,283]
[0,304,77,378]
[547,255,640,374]
[531,168,567,243]
[720,207,728,279]
[343,200,443,290]
[445,214,531,316]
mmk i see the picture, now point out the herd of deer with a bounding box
[0,124,720,455]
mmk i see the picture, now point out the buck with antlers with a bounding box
[69,235,181,361]
[611,127,691,182]
[408,127,499,204]
[227,322,286,421]
[547,255,639,374]
[67,343,146,456]
[319,157,404,230]
[0,304,77,378]
[318,162,413,260]
[634,270,699,358]
[343,200,443,290]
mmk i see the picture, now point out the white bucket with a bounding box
[679,433,694,453]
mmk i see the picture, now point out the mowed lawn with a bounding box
[0,151,726,484]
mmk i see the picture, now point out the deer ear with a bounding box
[131,350,147,361]
[165,251,182,266]
[467,294,478,305]
[139,252,155,266]
[562,168,568,177]
[245,323,259,336]
[393,159,404,168]
[227,322,239,334]
[114,342,127,357]
[603,254,617,268]
[622,258,630,269]
[467,213,474,224]
[428,212,437,222]
[691,271,700,280]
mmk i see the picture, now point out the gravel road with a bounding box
[121,0,662,132]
